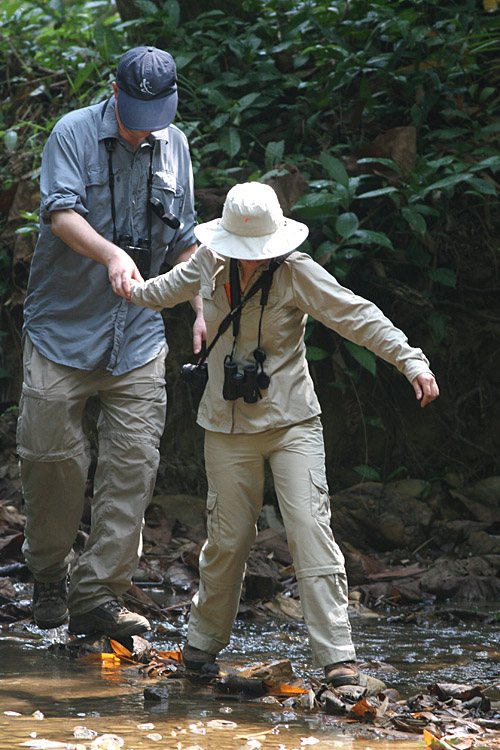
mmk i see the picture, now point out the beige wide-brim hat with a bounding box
[194,182,309,260]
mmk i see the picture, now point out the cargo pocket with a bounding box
[309,467,331,522]
[206,490,220,543]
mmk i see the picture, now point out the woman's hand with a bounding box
[412,372,439,408]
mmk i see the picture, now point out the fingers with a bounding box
[192,316,207,355]
[413,373,440,408]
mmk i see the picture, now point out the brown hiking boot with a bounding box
[68,599,150,637]
[182,643,217,671]
[324,661,387,695]
[33,578,69,629]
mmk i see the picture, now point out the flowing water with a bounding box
[1,587,499,750]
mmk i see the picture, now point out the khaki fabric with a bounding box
[187,419,356,668]
[17,336,166,615]
[131,247,433,434]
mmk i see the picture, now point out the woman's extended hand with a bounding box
[412,372,439,408]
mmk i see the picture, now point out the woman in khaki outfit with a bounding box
[129,182,439,687]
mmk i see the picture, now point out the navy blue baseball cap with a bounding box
[116,46,178,131]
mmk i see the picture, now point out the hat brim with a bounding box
[194,217,309,260]
[117,88,178,131]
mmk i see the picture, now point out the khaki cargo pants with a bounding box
[187,417,356,668]
[17,336,166,615]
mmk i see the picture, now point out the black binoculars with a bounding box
[223,356,260,403]
[181,362,208,391]
[118,234,152,280]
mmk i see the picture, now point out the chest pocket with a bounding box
[85,164,108,188]
[84,164,111,235]
[152,170,184,221]
[200,281,228,322]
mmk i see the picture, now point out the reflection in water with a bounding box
[0,612,499,749]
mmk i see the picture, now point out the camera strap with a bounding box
[103,132,154,246]
[200,252,293,364]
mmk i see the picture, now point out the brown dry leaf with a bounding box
[349,697,378,722]
[157,649,182,662]
[423,729,457,750]
[109,639,137,663]
[265,682,308,696]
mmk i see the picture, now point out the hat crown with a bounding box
[221,183,283,238]
[117,46,177,101]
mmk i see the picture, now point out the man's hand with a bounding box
[108,248,144,300]
[51,209,143,299]
[412,372,439,408]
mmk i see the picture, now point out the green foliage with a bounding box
[1,0,499,480]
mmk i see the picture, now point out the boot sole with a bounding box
[68,619,150,638]
[34,610,69,629]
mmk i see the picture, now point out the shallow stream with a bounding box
[1,595,499,750]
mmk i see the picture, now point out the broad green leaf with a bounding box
[343,341,377,375]
[336,212,359,239]
[402,207,427,235]
[472,155,500,171]
[356,187,398,199]
[354,464,381,481]
[356,157,403,175]
[428,313,447,343]
[134,0,159,13]
[428,268,457,287]
[220,128,241,158]
[320,153,349,188]
[314,240,338,260]
[265,140,285,170]
[306,346,330,361]
[422,173,472,195]
[351,229,393,249]
[465,176,498,195]
[163,0,180,25]
[15,226,38,235]
[293,193,339,219]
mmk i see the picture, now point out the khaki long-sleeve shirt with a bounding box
[131,246,432,434]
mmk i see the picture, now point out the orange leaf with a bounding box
[110,639,133,658]
[265,681,308,695]
[157,649,183,662]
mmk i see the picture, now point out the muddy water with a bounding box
[1,600,499,750]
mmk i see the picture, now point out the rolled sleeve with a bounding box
[39,130,89,223]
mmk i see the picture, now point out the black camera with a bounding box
[223,356,260,403]
[150,196,180,230]
[181,362,208,392]
[118,235,152,280]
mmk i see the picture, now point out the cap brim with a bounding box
[194,218,309,260]
[117,88,178,131]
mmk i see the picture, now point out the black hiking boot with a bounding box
[68,599,150,637]
[33,578,69,629]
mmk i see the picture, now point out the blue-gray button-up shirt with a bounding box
[23,97,197,375]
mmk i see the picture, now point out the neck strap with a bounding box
[201,252,293,363]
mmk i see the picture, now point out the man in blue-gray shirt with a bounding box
[17,46,205,637]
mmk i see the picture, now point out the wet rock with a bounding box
[419,557,499,600]
[244,549,282,600]
[163,561,198,592]
[330,482,433,552]
[467,476,500,508]
[144,685,170,702]
[468,530,500,556]
[216,675,268,697]
[449,490,500,524]
[254,527,292,566]
[239,658,296,684]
